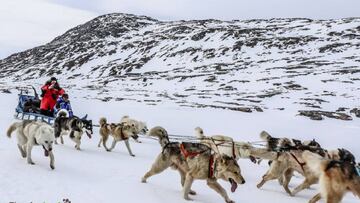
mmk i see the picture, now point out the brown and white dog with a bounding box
[253,131,356,199]
[142,126,245,203]
[303,151,360,203]
[98,117,138,156]
[120,115,148,143]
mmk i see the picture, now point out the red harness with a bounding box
[179,143,215,178]
[180,143,203,158]
[208,154,215,178]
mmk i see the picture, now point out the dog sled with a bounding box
[14,86,56,124]
[14,86,93,130]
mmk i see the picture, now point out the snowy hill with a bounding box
[1,13,360,119]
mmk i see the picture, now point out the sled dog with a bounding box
[7,120,55,169]
[303,151,360,203]
[142,126,245,203]
[98,117,138,156]
[254,131,356,200]
[54,110,91,150]
[195,127,256,163]
[120,115,148,143]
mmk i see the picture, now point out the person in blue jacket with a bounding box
[54,93,73,117]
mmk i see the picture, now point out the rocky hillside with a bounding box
[1,13,360,120]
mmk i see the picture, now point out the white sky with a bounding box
[0,0,359,59]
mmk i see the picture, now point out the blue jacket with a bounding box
[55,97,73,117]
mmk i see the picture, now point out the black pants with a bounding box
[40,109,54,117]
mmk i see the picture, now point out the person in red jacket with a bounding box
[40,77,65,117]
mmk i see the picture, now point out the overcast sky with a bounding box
[1,0,359,59]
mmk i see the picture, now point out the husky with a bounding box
[142,126,245,203]
[259,131,323,152]
[81,114,93,138]
[54,110,91,150]
[303,151,360,203]
[195,127,256,163]
[120,115,148,143]
[7,120,55,169]
[254,132,356,199]
[98,117,138,156]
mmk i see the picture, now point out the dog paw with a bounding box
[226,200,235,203]
[189,190,197,195]
[141,178,147,183]
[256,184,262,189]
[184,196,193,201]
[28,161,35,165]
[130,154,135,157]
[50,165,55,170]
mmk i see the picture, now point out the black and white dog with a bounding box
[54,110,92,150]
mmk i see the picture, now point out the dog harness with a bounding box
[119,126,127,140]
[208,154,217,178]
[180,143,207,159]
[180,143,203,159]
[289,152,306,172]
[210,138,236,158]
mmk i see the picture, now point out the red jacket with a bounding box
[40,84,65,111]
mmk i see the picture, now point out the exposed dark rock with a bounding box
[350,108,360,118]
[1,89,11,94]
[254,106,263,112]
[299,110,352,121]
[336,107,348,112]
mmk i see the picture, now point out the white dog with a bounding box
[120,115,148,143]
[195,127,254,162]
[7,120,55,169]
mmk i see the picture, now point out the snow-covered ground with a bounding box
[0,91,359,203]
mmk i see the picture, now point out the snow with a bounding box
[0,91,359,203]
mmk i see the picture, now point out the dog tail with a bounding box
[194,127,205,138]
[57,109,69,118]
[260,131,272,141]
[235,141,253,158]
[99,117,107,127]
[6,122,20,138]
[302,150,328,177]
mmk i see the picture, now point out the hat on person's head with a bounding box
[62,94,69,99]
[50,77,57,81]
